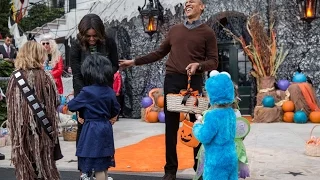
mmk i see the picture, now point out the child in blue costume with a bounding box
[68,54,120,180]
[193,70,238,180]
[193,83,251,180]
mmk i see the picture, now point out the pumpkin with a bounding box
[146,111,159,123]
[157,96,164,108]
[309,111,320,123]
[141,97,153,108]
[292,72,307,83]
[277,79,291,91]
[282,101,295,112]
[262,96,275,108]
[283,112,294,123]
[158,111,165,123]
[294,110,308,123]
[179,120,199,147]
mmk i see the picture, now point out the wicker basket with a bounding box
[166,74,209,114]
[305,125,320,157]
[167,94,208,114]
[62,120,77,141]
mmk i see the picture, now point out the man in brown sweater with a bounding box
[120,0,218,179]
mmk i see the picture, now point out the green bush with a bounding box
[0,61,14,125]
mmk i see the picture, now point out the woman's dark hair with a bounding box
[81,54,113,86]
[77,14,106,50]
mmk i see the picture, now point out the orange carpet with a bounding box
[109,116,252,172]
[109,133,194,172]
[243,116,253,123]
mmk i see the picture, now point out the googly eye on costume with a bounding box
[220,71,231,79]
[209,70,219,77]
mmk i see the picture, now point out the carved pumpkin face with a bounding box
[181,129,193,142]
[179,120,199,147]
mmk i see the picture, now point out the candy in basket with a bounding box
[305,125,320,157]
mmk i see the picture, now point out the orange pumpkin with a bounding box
[282,101,295,112]
[283,112,294,123]
[157,96,164,108]
[146,111,159,123]
[179,120,199,147]
[309,111,320,123]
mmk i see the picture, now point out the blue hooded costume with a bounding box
[193,71,238,180]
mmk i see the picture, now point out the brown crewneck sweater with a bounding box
[134,23,218,74]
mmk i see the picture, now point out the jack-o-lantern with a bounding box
[179,120,199,147]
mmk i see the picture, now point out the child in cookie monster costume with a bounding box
[193,70,238,180]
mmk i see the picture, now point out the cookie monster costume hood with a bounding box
[193,70,238,180]
[206,70,235,106]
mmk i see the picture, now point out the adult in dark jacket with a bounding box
[70,14,119,97]
[0,34,17,60]
[69,13,119,177]
[120,0,218,179]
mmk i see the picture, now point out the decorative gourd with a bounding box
[282,101,295,112]
[277,79,290,91]
[283,112,294,123]
[179,120,199,147]
[157,96,164,108]
[262,96,275,108]
[146,111,159,123]
[158,111,165,123]
[294,110,308,123]
[141,97,153,108]
[292,72,307,83]
[309,111,320,123]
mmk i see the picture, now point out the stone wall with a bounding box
[104,0,320,118]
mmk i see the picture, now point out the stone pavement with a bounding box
[1,119,320,179]
[1,77,320,179]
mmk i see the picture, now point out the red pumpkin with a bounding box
[309,111,320,123]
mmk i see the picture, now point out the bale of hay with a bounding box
[253,106,283,123]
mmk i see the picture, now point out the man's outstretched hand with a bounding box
[119,59,135,70]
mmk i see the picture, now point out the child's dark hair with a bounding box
[81,54,113,86]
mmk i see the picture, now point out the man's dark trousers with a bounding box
[163,73,203,175]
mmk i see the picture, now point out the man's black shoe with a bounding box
[162,174,176,180]
[0,153,5,160]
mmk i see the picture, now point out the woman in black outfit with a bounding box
[70,13,119,179]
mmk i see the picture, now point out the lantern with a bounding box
[297,0,320,23]
[138,0,164,37]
